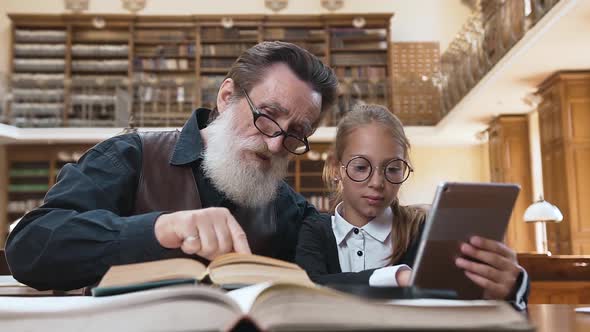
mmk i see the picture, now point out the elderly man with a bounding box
[6,41,338,290]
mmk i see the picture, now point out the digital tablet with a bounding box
[410,182,520,300]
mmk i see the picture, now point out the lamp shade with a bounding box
[523,199,563,223]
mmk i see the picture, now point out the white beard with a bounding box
[202,107,289,208]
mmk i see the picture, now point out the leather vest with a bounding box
[134,130,202,213]
[133,130,278,256]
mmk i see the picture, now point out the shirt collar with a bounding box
[170,108,211,166]
[332,202,354,245]
[332,202,393,245]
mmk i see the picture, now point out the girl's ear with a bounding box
[328,153,342,181]
[323,149,342,190]
[337,163,346,182]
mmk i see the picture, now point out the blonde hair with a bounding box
[323,104,425,264]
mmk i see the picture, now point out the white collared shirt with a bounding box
[332,202,409,286]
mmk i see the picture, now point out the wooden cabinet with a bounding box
[286,143,331,213]
[518,253,590,304]
[537,71,590,254]
[488,115,535,252]
[2,142,333,245]
[2,144,94,247]
[7,13,393,128]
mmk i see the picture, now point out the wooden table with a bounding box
[528,304,590,332]
[518,253,590,304]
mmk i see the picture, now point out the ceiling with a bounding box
[416,0,589,145]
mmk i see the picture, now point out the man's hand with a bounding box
[154,208,251,260]
[455,236,521,300]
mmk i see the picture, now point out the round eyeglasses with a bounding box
[242,88,310,155]
[342,156,413,184]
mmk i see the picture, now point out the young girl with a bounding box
[295,104,424,287]
[296,104,527,305]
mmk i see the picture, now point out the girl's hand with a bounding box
[396,268,413,287]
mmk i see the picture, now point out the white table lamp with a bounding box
[524,196,563,255]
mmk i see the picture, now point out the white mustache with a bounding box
[237,136,279,161]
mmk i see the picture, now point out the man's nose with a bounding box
[264,135,285,154]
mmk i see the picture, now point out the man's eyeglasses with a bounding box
[242,88,310,155]
[341,156,413,184]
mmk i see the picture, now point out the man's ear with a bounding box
[217,78,235,114]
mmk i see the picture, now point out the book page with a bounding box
[0,275,23,287]
[0,275,58,296]
[0,295,99,314]
[98,258,207,288]
[226,282,274,314]
[0,285,239,316]
[0,285,241,332]
[209,253,301,270]
[387,298,500,307]
[209,263,313,286]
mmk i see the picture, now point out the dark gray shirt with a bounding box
[6,109,317,291]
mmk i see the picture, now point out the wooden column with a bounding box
[488,115,535,252]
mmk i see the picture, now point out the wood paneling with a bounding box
[391,42,441,126]
[570,101,590,139]
[488,115,535,252]
[543,145,571,253]
[537,71,590,254]
[573,148,590,233]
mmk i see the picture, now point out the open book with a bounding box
[1,283,534,332]
[92,253,312,296]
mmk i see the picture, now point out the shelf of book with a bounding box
[285,143,332,213]
[1,141,334,245]
[68,25,131,127]
[6,160,50,245]
[10,24,67,128]
[1,144,94,247]
[131,23,197,127]
[6,13,394,128]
